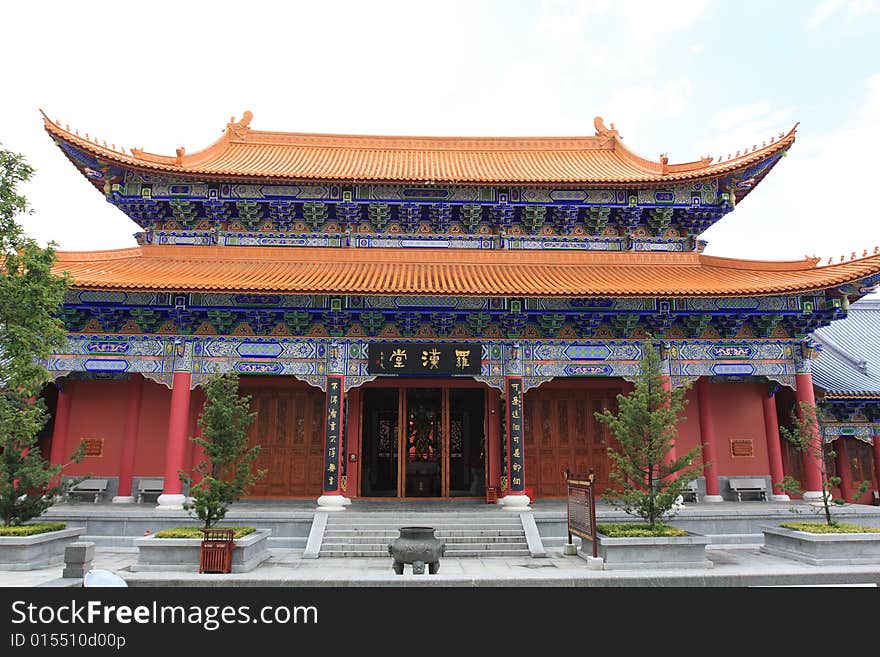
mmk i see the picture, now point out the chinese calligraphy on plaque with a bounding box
[368,343,481,375]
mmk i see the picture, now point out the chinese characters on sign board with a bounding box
[323,375,344,492]
[506,377,525,493]
[367,343,481,375]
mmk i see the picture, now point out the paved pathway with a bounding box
[3,543,879,587]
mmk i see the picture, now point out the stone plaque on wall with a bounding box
[729,438,754,458]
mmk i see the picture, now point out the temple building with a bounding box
[809,299,880,505]
[38,111,880,510]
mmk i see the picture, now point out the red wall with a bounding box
[676,387,703,461]
[702,381,771,476]
[63,379,129,477]
[132,379,173,477]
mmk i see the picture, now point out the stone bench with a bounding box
[136,478,164,504]
[728,477,767,502]
[681,480,700,503]
[67,478,109,503]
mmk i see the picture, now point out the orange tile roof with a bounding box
[53,246,880,298]
[42,112,796,186]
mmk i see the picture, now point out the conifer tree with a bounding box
[182,373,264,529]
[0,145,81,526]
[594,341,704,529]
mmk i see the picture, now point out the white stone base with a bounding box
[155,494,186,510]
[703,495,725,503]
[499,494,531,511]
[111,496,135,504]
[770,494,791,502]
[317,494,347,511]
[563,543,578,556]
[802,490,828,504]
[342,496,352,506]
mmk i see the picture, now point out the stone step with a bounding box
[323,529,526,538]
[444,548,531,557]
[326,516,520,523]
[322,535,527,545]
[320,548,531,558]
[326,522,523,530]
[323,525,524,532]
[328,511,514,516]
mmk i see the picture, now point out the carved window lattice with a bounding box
[378,416,394,458]
[559,400,569,445]
[295,395,305,444]
[276,397,288,444]
[541,399,553,446]
[450,418,463,459]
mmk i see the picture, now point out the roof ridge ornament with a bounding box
[593,116,620,147]
[227,111,254,140]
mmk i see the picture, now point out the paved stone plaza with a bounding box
[2,499,879,587]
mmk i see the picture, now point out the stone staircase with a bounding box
[319,511,531,558]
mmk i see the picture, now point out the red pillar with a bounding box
[660,374,676,464]
[834,438,853,503]
[874,430,880,505]
[696,378,722,501]
[190,412,205,494]
[157,371,192,507]
[795,372,823,498]
[49,380,74,467]
[761,386,789,501]
[487,388,502,499]
[114,374,144,501]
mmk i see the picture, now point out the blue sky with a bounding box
[2,0,878,263]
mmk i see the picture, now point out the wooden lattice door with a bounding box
[523,387,617,497]
[246,387,324,498]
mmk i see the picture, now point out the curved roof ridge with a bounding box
[699,253,821,271]
[813,332,869,376]
[41,110,798,186]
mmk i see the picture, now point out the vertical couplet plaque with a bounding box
[323,375,344,493]
[505,376,525,494]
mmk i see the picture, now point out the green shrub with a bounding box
[0,522,67,536]
[780,522,880,534]
[597,522,687,538]
[152,526,255,539]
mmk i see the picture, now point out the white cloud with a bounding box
[701,73,880,262]
[807,0,876,29]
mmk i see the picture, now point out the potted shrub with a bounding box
[591,341,711,569]
[135,373,269,572]
[132,525,272,573]
[761,401,880,564]
[0,146,86,569]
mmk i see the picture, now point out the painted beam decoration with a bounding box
[506,377,525,494]
[367,343,481,376]
[323,375,344,493]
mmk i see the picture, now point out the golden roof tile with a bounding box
[42,112,796,186]
[53,246,880,297]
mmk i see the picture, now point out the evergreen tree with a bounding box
[182,373,264,528]
[777,401,866,527]
[594,341,704,529]
[0,145,81,526]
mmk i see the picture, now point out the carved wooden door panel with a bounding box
[523,387,618,498]
[246,387,324,498]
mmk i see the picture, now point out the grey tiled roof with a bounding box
[812,298,880,396]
